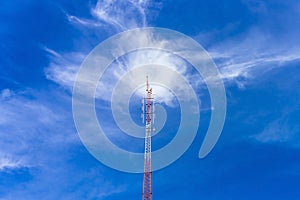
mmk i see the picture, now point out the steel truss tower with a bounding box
[142,76,154,200]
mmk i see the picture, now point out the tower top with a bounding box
[146,76,152,93]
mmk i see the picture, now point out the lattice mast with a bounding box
[142,76,153,200]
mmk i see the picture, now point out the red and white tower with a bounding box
[142,76,153,200]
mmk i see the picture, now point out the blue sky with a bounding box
[1,0,300,199]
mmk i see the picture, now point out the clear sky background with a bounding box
[1,0,300,199]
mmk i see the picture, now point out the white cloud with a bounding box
[46,0,171,103]
[0,87,126,199]
[0,155,25,171]
[254,118,300,145]
[45,64,78,89]
[44,32,202,106]
[0,88,78,168]
[91,0,147,30]
[251,102,300,145]
[46,52,203,110]
[0,89,59,126]
[67,14,103,27]
[95,48,193,103]
[44,47,85,90]
[67,0,162,31]
[49,0,300,102]
[197,28,300,88]
[255,119,290,143]
[195,1,300,87]
[96,183,126,199]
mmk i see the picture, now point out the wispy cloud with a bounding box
[67,14,103,27]
[200,28,300,89]
[44,32,202,106]
[0,155,26,171]
[44,46,85,89]
[49,0,163,88]
[195,1,300,87]
[91,0,148,30]
[0,88,123,199]
[254,116,300,146]
[46,0,169,102]
[96,183,127,199]
[0,88,78,168]
[67,0,162,31]
[51,0,300,99]
[45,1,191,104]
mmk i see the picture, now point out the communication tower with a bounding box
[141,76,154,200]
